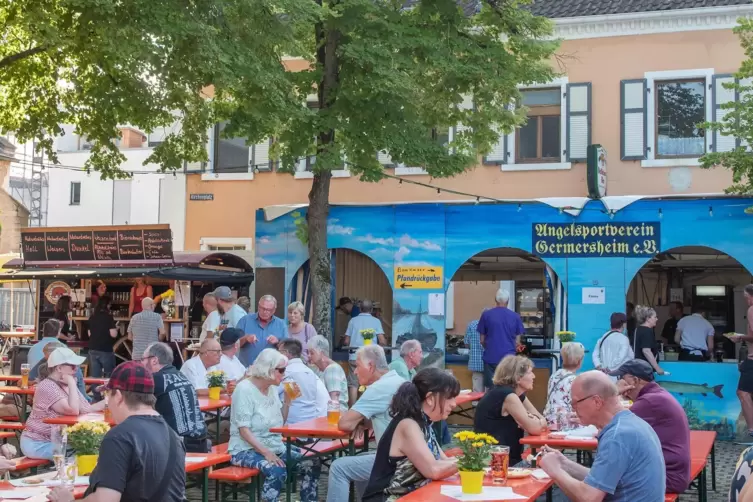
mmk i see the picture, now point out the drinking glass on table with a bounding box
[490,445,510,484]
[20,363,30,389]
[61,457,77,487]
[51,425,67,480]
[327,400,340,425]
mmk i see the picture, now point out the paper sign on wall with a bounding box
[582,287,605,304]
[428,293,445,316]
[170,323,184,342]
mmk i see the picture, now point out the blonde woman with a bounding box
[543,342,585,425]
[633,305,666,375]
[474,355,546,465]
[287,301,317,363]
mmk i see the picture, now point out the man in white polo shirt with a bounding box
[180,338,222,395]
[675,309,715,361]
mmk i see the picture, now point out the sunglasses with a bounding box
[275,367,286,374]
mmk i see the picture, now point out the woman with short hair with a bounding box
[543,342,585,425]
[362,368,460,501]
[287,301,317,363]
[474,355,547,466]
[228,348,321,502]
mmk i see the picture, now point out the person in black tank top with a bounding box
[474,355,547,465]
[362,368,461,502]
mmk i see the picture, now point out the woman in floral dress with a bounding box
[543,342,585,426]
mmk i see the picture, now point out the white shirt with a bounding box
[215,353,246,381]
[592,329,632,375]
[677,314,715,354]
[200,311,221,342]
[181,356,216,390]
[280,358,326,424]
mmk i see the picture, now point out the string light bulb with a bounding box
[709,206,713,217]
[658,209,663,219]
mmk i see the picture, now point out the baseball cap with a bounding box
[337,297,353,309]
[213,286,233,301]
[220,327,243,348]
[609,359,655,381]
[48,347,86,368]
[106,361,155,394]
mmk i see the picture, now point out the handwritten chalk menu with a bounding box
[20,226,173,262]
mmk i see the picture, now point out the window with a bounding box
[655,80,706,157]
[516,89,561,163]
[213,122,250,174]
[69,182,81,205]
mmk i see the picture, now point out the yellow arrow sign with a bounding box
[394,266,444,290]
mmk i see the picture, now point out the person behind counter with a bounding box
[53,295,75,342]
[675,308,714,361]
[633,305,667,375]
[90,280,107,308]
[661,302,685,345]
[87,294,119,379]
[128,278,153,317]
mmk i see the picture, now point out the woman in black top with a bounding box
[87,295,119,378]
[362,368,460,502]
[473,355,547,465]
[633,305,666,374]
[53,295,74,342]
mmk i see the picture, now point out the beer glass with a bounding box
[490,446,510,484]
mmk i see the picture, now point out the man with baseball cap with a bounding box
[215,328,246,384]
[48,361,186,502]
[213,286,246,332]
[612,359,691,494]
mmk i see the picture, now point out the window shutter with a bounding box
[452,95,474,155]
[737,78,753,151]
[482,127,507,165]
[711,74,736,153]
[620,79,648,160]
[566,83,591,162]
[252,138,273,171]
[377,151,395,168]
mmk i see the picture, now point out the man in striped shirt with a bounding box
[128,297,166,360]
[464,310,487,392]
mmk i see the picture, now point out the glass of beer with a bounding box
[283,380,302,400]
[20,363,30,389]
[327,400,340,425]
[490,446,510,484]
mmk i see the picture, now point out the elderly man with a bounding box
[127,297,166,360]
[343,299,386,405]
[308,335,348,412]
[612,360,690,494]
[214,328,246,384]
[277,339,328,424]
[236,294,288,367]
[389,339,422,381]
[327,345,405,502]
[477,289,525,389]
[539,370,665,501]
[142,342,210,453]
[180,338,222,395]
[199,292,219,341]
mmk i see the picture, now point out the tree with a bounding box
[1,0,558,338]
[701,18,753,193]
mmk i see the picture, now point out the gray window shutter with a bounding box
[620,79,648,160]
[566,83,591,162]
[712,74,736,153]
[252,138,273,171]
[377,151,395,168]
[483,125,508,165]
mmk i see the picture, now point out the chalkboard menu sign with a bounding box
[20,225,173,262]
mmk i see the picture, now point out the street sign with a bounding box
[394,266,443,289]
[190,193,214,201]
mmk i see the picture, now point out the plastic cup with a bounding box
[490,446,510,484]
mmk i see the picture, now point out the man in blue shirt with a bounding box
[235,294,287,367]
[27,319,64,370]
[477,290,524,388]
[539,370,665,501]
[343,299,386,405]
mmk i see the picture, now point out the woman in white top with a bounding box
[543,342,584,425]
[592,312,632,380]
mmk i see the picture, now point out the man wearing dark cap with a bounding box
[48,361,186,502]
[592,312,632,380]
[216,328,246,386]
[337,297,360,318]
[612,359,691,494]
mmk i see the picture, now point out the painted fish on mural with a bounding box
[657,381,724,399]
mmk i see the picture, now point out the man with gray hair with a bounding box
[388,339,422,381]
[477,289,524,389]
[141,342,210,452]
[308,335,348,412]
[127,297,166,360]
[343,298,386,406]
[236,294,288,367]
[327,344,406,502]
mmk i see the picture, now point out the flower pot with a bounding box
[76,454,98,475]
[363,338,373,346]
[459,470,484,494]
[208,387,222,400]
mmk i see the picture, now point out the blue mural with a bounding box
[256,196,753,440]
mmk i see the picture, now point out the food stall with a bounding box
[0,224,254,366]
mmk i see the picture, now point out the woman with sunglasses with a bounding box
[474,355,547,466]
[228,348,322,502]
[21,347,106,460]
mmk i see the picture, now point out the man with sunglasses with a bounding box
[539,370,665,502]
[180,338,222,396]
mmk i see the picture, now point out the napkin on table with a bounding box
[439,485,527,500]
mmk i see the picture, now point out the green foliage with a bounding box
[290,211,309,245]
[700,17,753,193]
[0,0,559,179]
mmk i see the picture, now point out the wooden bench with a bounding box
[0,422,24,431]
[212,442,229,454]
[0,431,14,442]
[664,495,679,502]
[13,457,50,474]
[208,466,260,502]
[0,416,19,422]
[665,451,710,502]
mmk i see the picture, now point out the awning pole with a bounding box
[10,282,14,329]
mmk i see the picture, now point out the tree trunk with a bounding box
[307,170,333,338]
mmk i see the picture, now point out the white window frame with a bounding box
[642,68,714,168]
[199,237,253,251]
[69,182,81,205]
[502,77,571,172]
[202,125,255,181]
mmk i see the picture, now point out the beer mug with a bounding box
[283,380,302,400]
[20,363,30,389]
